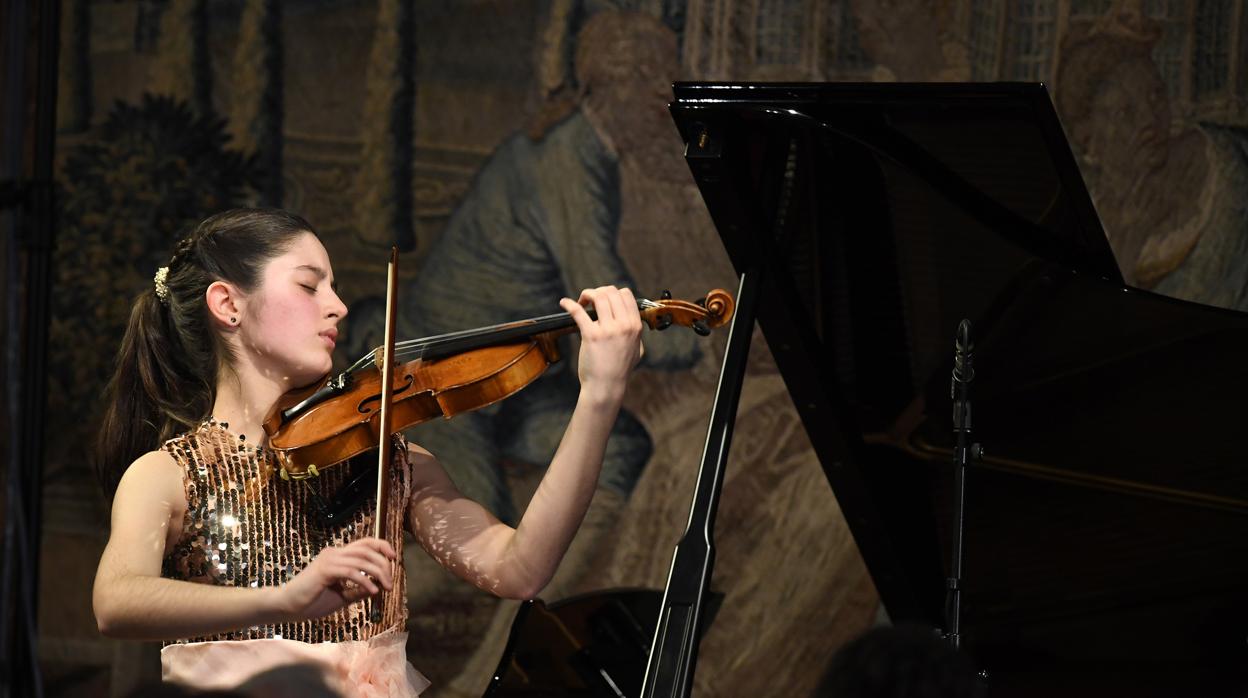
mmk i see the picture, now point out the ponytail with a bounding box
[94,290,214,496]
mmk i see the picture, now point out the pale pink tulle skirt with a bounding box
[161,629,431,697]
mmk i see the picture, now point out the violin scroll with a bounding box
[639,288,734,335]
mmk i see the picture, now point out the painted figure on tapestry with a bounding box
[1056,8,1248,310]
[400,10,700,530]
[848,0,970,81]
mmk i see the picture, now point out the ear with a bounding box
[205,280,243,328]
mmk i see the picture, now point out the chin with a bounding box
[314,356,334,378]
[291,357,333,388]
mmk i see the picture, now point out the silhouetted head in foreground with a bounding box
[815,624,985,698]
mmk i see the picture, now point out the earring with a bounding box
[230,317,238,325]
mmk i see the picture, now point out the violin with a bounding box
[262,288,735,481]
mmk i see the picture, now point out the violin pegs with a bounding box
[656,313,674,331]
[692,320,711,336]
[660,289,672,300]
[695,297,706,308]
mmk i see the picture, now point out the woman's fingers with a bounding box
[595,286,625,324]
[370,538,398,560]
[327,563,380,595]
[605,287,632,328]
[345,541,395,573]
[313,538,397,593]
[332,551,393,590]
[572,286,641,329]
[279,538,400,621]
[564,286,643,390]
[575,288,603,321]
[619,287,641,326]
[579,286,619,323]
[617,289,643,349]
[329,554,390,594]
[560,297,596,336]
[569,286,643,350]
[347,537,397,560]
[343,537,397,585]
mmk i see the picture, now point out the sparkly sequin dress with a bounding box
[158,421,430,697]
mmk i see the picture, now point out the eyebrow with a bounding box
[295,264,338,290]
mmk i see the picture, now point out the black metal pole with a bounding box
[640,268,758,698]
[945,319,976,651]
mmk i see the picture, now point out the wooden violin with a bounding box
[262,289,735,481]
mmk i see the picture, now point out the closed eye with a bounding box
[300,284,317,293]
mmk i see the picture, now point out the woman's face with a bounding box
[236,232,348,388]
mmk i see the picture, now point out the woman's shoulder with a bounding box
[123,449,182,479]
[112,449,186,510]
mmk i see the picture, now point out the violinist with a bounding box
[91,208,644,696]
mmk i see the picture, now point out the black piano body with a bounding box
[670,82,1248,696]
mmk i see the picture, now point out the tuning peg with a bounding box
[660,289,672,300]
[692,320,710,336]
[655,313,673,331]
[695,297,706,308]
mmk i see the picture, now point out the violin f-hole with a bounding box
[356,374,416,415]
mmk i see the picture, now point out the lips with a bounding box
[320,329,338,349]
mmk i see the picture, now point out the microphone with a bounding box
[951,319,973,438]
[952,319,974,386]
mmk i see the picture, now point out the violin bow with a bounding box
[370,246,400,624]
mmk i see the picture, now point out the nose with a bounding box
[327,288,348,321]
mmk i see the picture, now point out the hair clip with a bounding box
[154,266,170,305]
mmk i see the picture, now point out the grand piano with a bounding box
[664,83,1248,696]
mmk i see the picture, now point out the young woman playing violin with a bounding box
[91,208,644,696]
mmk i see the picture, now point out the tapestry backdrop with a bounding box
[41,0,1248,696]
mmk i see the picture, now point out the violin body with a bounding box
[265,335,562,479]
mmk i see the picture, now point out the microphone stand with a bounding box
[945,319,981,651]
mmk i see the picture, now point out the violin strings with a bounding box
[348,298,663,372]
[350,312,570,370]
[398,312,571,357]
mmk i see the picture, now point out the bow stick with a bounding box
[370,246,399,623]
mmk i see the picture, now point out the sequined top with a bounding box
[161,421,411,645]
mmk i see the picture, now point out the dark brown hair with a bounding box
[94,208,317,498]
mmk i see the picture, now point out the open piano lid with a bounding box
[670,82,1248,690]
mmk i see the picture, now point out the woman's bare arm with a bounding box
[407,286,641,599]
[406,388,622,599]
[93,451,395,641]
